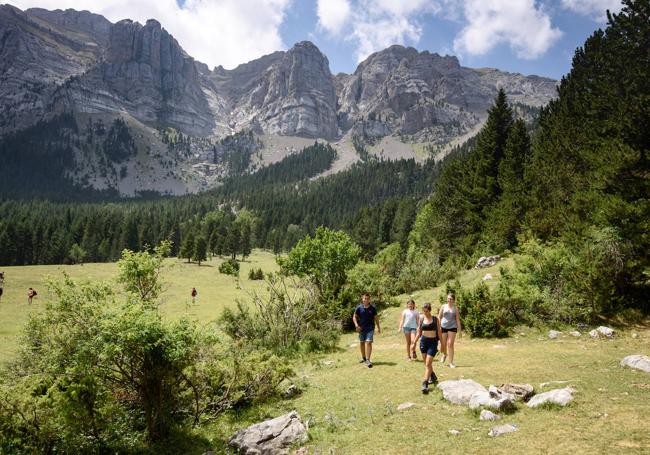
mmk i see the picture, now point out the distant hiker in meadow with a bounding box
[438,292,462,368]
[27,287,37,304]
[191,287,197,304]
[414,302,441,394]
[398,297,419,361]
[0,272,4,303]
[353,292,381,368]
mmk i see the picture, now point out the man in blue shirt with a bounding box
[353,292,381,368]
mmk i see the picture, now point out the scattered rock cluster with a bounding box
[438,379,575,438]
[474,255,501,269]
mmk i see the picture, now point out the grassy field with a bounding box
[0,250,280,363]
[1,254,649,454]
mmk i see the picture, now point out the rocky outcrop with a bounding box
[0,5,108,133]
[215,41,338,139]
[228,411,308,455]
[58,18,215,136]
[336,45,556,143]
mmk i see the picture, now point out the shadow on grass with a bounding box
[369,361,397,367]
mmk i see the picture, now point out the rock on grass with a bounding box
[488,424,518,437]
[438,379,487,405]
[620,355,650,373]
[527,387,575,408]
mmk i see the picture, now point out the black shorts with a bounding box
[420,336,438,357]
[442,327,457,333]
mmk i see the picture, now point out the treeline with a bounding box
[405,1,649,325]
[0,142,439,265]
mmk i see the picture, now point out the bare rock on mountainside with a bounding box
[228,411,308,455]
[0,5,558,195]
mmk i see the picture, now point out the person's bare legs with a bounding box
[447,331,457,366]
[359,341,366,360]
[439,332,448,363]
[404,332,412,359]
[365,341,373,361]
[410,332,418,360]
[423,354,433,381]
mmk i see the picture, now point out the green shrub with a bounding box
[219,258,240,276]
[458,282,512,338]
[495,228,629,325]
[397,249,460,293]
[220,274,340,356]
[248,267,264,280]
[0,245,292,453]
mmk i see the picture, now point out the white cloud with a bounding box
[6,0,292,69]
[560,0,623,21]
[453,0,562,59]
[317,0,351,35]
[323,0,444,63]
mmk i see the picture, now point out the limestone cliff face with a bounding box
[1,6,556,143]
[0,5,109,133]
[336,45,557,142]
[215,42,338,139]
[58,18,215,136]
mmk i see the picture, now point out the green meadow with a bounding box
[1,251,649,454]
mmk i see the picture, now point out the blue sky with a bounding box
[9,0,623,79]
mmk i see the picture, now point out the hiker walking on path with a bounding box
[191,287,197,304]
[438,292,462,368]
[27,287,37,304]
[398,298,420,361]
[414,302,441,394]
[0,272,4,303]
[353,292,381,368]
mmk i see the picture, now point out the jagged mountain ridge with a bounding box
[0,5,557,196]
[0,4,556,141]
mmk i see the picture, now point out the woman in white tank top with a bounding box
[438,292,462,368]
[398,298,420,361]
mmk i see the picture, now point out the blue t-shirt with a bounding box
[355,304,377,331]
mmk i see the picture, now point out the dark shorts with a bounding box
[359,329,374,342]
[420,336,438,357]
[442,327,457,333]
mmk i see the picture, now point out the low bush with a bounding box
[248,267,264,280]
[220,274,340,356]
[219,258,240,276]
[457,282,512,338]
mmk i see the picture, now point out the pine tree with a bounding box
[179,231,195,263]
[192,236,207,266]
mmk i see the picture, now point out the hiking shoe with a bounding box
[449,363,456,369]
[366,360,373,368]
[428,373,438,385]
[359,358,367,363]
[421,381,429,394]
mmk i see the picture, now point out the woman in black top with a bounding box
[414,303,442,394]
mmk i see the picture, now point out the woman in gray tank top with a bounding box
[438,292,462,368]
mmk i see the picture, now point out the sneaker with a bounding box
[366,360,373,368]
[428,373,438,385]
[421,380,429,394]
[359,358,367,363]
[449,363,456,369]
